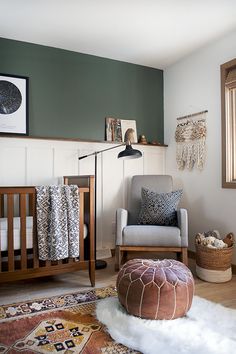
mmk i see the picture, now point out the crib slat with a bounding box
[31,192,39,268]
[0,194,3,271]
[0,225,2,272]
[7,194,14,271]
[29,194,33,216]
[79,190,84,261]
[20,193,27,270]
[0,194,4,217]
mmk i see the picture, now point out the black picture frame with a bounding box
[0,73,29,136]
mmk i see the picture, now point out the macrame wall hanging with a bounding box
[175,110,207,170]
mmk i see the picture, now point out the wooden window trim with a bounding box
[221,58,236,188]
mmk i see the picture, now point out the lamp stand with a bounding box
[78,141,142,270]
[79,144,124,270]
[94,153,107,269]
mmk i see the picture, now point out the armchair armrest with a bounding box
[177,208,188,247]
[116,208,128,245]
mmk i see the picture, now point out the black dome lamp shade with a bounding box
[118,141,142,159]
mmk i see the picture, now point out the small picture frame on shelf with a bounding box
[0,73,29,135]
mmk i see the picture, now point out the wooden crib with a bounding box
[0,175,95,286]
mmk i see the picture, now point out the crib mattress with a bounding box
[0,217,88,252]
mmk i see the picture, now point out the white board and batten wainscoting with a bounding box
[0,137,166,257]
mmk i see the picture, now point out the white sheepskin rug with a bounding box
[96,296,236,354]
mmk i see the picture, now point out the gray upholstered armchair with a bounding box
[115,175,188,270]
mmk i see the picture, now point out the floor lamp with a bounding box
[78,141,142,269]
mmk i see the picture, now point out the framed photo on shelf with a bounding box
[121,119,137,143]
[0,73,29,135]
[105,117,122,142]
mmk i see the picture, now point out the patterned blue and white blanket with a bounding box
[36,185,80,261]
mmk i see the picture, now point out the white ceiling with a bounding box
[1,0,236,69]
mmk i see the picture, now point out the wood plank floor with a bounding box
[0,256,235,309]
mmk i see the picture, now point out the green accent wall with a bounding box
[0,37,163,143]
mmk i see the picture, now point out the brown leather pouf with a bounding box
[116,259,194,320]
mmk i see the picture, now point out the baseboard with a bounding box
[188,250,196,260]
[188,249,236,274]
[111,248,236,274]
[96,248,112,260]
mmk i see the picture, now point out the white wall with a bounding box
[0,137,166,255]
[164,30,236,264]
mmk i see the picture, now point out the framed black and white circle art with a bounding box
[0,73,29,135]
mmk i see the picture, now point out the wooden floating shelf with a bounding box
[0,134,168,147]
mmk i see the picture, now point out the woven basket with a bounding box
[196,265,232,283]
[195,244,233,271]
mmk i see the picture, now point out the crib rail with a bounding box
[0,177,95,285]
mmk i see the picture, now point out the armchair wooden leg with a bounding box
[115,246,121,271]
[180,247,188,266]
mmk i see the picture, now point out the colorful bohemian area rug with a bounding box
[0,286,139,354]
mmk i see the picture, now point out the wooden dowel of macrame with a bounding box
[177,110,208,120]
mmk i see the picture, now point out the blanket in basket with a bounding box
[36,185,80,261]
